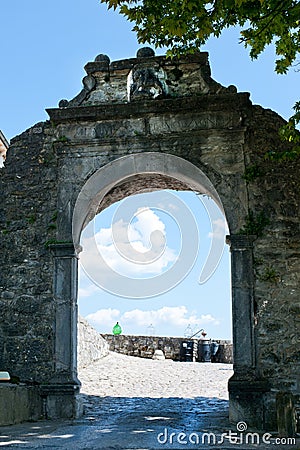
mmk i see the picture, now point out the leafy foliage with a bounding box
[101,0,300,151]
[101,0,300,68]
[238,210,270,236]
[242,164,264,182]
[258,265,280,283]
[277,101,300,158]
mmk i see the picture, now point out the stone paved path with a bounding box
[0,353,298,449]
[79,352,233,399]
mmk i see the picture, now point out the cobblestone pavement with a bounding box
[0,355,299,449]
[0,395,299,449]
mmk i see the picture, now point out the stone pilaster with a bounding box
[40,243,81,420]
[226,234,272,429]
[226,234,256,375]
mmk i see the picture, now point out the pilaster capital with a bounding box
[49,242,78,258]
[226,234,256,251]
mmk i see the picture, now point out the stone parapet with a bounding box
[102,334,233,364]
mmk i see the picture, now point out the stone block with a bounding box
[0,385,42,426]
[40,384,82,420]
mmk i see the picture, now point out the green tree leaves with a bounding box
[100,0,299,68]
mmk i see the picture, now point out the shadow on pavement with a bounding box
[0,395,298,449]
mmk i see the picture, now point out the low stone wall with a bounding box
[77,316,109,369]
[0,316,108,427]
[0,385,42,426]
[102,334,233,363]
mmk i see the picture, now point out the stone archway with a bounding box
[48,151,256,427]
[0,49,299,432]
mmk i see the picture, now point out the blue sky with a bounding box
[1,0,298,339]
[80,190,230,338]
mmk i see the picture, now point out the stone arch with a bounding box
[59,152,253,425]
[72,152,227,247]
[0,49,299,433]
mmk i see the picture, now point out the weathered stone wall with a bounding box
[251,108,300,382]
[78,316,109,369]
[243,106,300,430]
[0,49,299,430]
[103,334,233,363]
[0,122,58,383]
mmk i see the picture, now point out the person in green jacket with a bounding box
[113,322,122,335]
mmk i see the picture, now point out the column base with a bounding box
[40,384,83,420]
[228,375,277,431]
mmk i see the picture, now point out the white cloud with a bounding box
[78,283,100,298]
[208,218,228,239]
[81,207,178,277]
[121,306,220,328]
[85,306,220,334]
[130,207,166,247]
[157,201,179,211]
[86,308,120,326]
[96,226,113,246]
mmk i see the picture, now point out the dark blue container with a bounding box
[180,341,194,362]
[198,339,211,362]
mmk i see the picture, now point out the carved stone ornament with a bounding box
[128,66,167,101]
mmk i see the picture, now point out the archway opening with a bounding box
[78,188,232,341]
[74,155,234,434]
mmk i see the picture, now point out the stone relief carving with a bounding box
[128,66,168,101]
